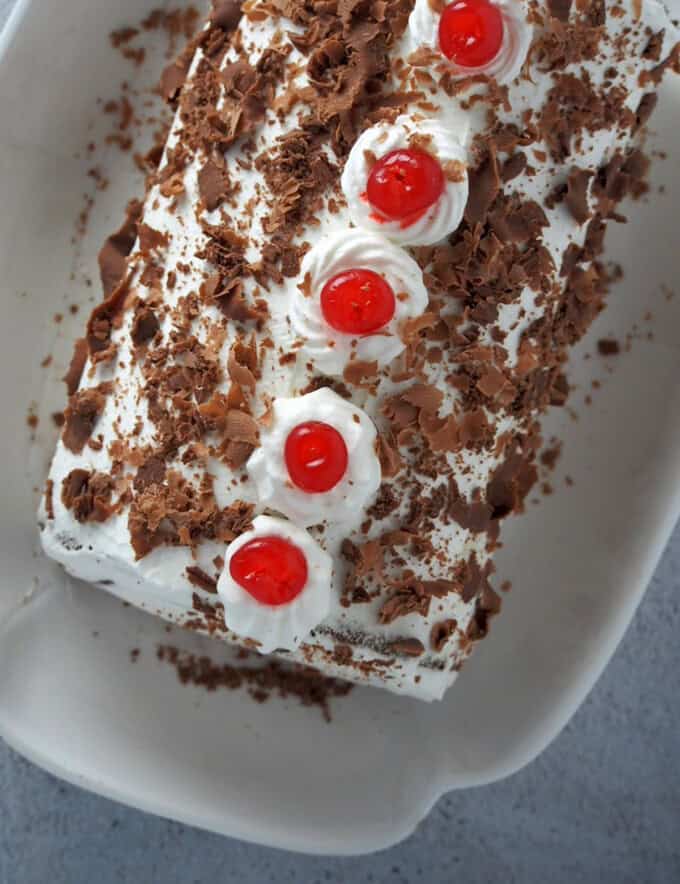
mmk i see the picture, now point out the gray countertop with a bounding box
[1,1,679,881]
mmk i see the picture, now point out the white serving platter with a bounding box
[1,0,679,855]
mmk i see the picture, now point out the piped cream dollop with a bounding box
[290,229,429,375]
[247,388,381,528]
[217,515,332,653]
[406,0,532,84]
[340,114,469,247]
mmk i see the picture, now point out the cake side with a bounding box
[40,0,679,699]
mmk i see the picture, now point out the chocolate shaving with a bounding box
[597,338,620,355]
[160,60,190,103]
[131,305,160,346]
[138,223,169,254]
[186,565,219,594]
[387,638,424,657]
[134,456,166,491]
[98,198,142,296]
[343,359,378,388]
[564,167,593,224]
[87,273,131,355]
[634,92,658,132]
[227,336,258,392]
[547,0,571,22]
[63,338,88,396]
[62,383,111,454]
[376,433,403,478]
[61,468,115,523]
[430,619,457,652]
[465,145,500,225]
[210,0,242,31]
[198,158,230,211]
[44,479,54,520]
[378,578,430,624]
[128,474,253,560]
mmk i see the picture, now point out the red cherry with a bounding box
[366,149,445,225]
[229,535,308,606]
[438,0,504,68]
[285,421,348,493]
[321,269,396,335]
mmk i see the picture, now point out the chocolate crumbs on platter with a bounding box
[597,338,620,355]
[157,644,352,722]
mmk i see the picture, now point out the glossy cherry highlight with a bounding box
[320,268,396,335]
[366,149,445,225]
[229,536,308,606]
[285,421,349,493]
[438,0,504,68]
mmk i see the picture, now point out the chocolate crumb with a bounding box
[62,383,111,453]
[186,565,219,594]
[157,645,352,722]
[63,338,88,396]
[597,338,620,355]
[430,619,457,652]
[98,198,142,296]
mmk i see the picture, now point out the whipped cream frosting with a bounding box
[247,388,382,527]
[340,114,469,246]
[217,515,333,652]
[290,229,429,375]
[407,0,533,84]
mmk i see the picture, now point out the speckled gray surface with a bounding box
[1,1,679,881]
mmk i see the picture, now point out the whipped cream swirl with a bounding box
[217,515,333,653]
[340,114,469,247]
[247,388,381,528]
[290,229,429,376]
[407,0,532,84]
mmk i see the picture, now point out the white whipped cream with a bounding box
[407,0,532,84]
[290,229,429,375]
[340,114,469,246]
[247,388,381,527]
[217,515,333,652]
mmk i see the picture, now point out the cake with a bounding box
[39,0,679,699]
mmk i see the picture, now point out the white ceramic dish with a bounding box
[1,0,679,855]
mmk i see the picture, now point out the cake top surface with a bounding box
[42,0,679,691]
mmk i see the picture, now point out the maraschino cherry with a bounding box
[438,0,504,68]
[285,421,348,493]
[366,149,445,226]
[321,268,396,335]
[229,536,308,606]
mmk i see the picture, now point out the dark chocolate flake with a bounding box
[62,468,115,523]
[62,383,111,454]
[98,198,142,296]
[564,167,593,225]
[186,565,219,594]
